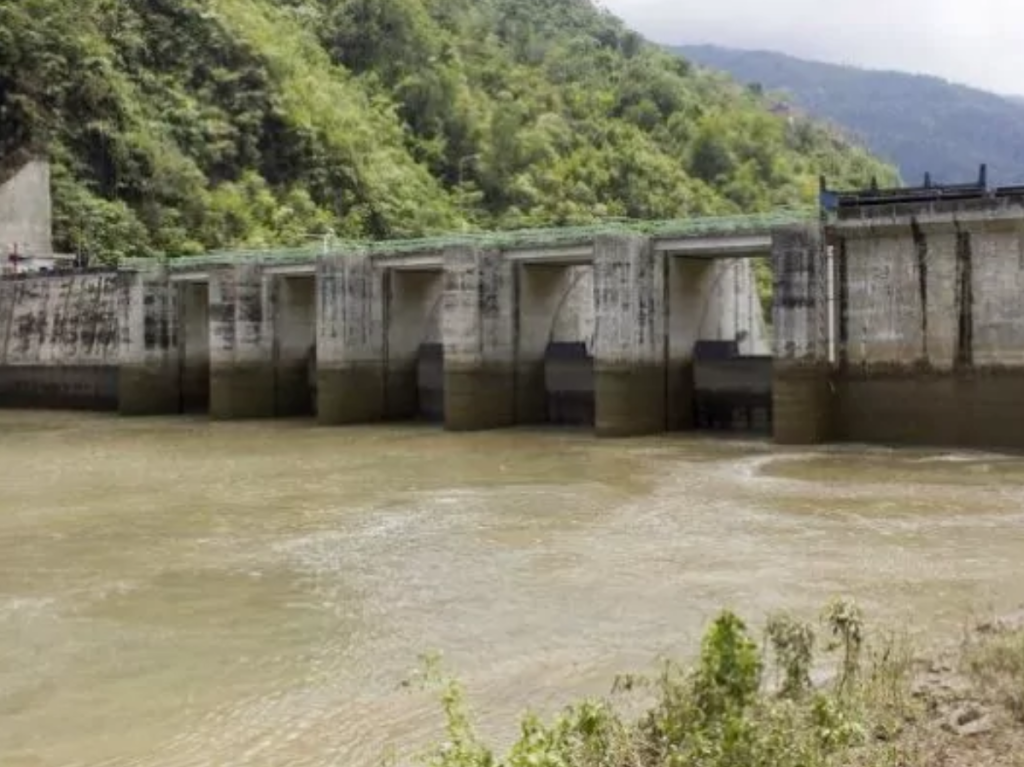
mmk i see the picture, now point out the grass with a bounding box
[403,599,932,767]
[963,621,1024,724]
[399,601,1024,767]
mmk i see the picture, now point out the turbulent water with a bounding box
[2,411,1024,766]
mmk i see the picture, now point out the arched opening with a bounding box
[517,263,595,427]
[272,274,317,417]
[178,279,210,413]
[668,256,772,435]
[385,268,445,422]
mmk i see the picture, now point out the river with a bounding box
[2,411,1023,766]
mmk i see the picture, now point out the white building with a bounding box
[0,157,78,275]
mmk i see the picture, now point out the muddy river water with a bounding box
[2,411,1024,766]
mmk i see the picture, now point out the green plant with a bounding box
[765,612,815,700]
[413,602,927,767]
[406,653,494,767]
[693,611,763,721]
[824,598,864,696]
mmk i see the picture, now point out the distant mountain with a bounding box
[674,44,1024,187]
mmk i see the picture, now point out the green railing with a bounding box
[121,208,814,272]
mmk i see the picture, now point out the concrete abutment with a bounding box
[208,265,275,420]
[316,254,386,425]
[592,234,667,437]
[772,362,832,444]
[770,224,832,444]
[119,267,180,415]
[442,246,515,431]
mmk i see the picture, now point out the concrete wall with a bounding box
[209,265,274,419]
[0,227,782,439]
[830,209,1024,449]
[119,267,180,415]
[0,160,52,260]
[317,254,386,424]
[771,225,832,444]
[442,246,515,431]
[0,272,120,409]
[592,234,666,436]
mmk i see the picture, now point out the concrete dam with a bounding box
[3,171,1024,448]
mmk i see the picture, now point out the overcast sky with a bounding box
[600,0,1024,96]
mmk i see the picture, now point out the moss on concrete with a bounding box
[180,361,210,413]
[119,364,180,415]
[317,365,385,425]
[384,363,419,420]
[772,362,833,445]
[514,362,547,425]
[0,365,119,411]
[835,366,1024,451]
[667,361,695,431]
[210,363,275,420]
[594,363,667,437]
[274,362,314,417]
[444,363,515,432]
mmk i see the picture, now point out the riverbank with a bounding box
[412,601,1024,767]
[904,609,1024,767]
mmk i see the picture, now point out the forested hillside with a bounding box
[676,44,1024,188]
[0,0,893,263]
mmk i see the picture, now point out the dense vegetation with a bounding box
[0,0,892,263]
[675,44,1024,188]
[411,601,1024,767]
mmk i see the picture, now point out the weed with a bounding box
[408,601,952,767]
[964,627,1024,723]
[765,612,815,700]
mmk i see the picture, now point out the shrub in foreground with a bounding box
[408,599,918,767]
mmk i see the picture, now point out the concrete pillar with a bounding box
[772,224,832,444]
[273,275,316,416]
[209,264,275,419]
[442,246,515,431]
[178,281,210,413]
[592,234,667,437]
[118,265,180,415]
[316,253,386,424]
[385,269,444,420]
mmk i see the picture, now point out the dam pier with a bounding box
[5,167,1024,449]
